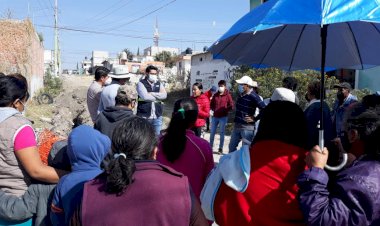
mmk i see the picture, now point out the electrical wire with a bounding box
[74,0,130,28]
[107,0,176,31]
[35,24,213,43]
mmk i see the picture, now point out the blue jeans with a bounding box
[209,116,228,149]
[147,116,163,136]
[228,127,254,153]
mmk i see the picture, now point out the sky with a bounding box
[0,0,249,69]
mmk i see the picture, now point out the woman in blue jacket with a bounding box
[298,103,380,226]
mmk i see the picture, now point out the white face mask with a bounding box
[148,74,158,83]
[19,101,27,115]
[218,86,225,93]
[104,77,112,85]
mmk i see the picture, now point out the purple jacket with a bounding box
[298,156,380,226]
[82,161,192,226]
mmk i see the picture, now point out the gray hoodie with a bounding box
[0,107,21,124]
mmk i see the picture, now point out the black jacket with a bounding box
[94,106,134,139]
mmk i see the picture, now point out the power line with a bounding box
[35,24,213,43]
[90,0,135,24]
[107,0,177,31]
[75,0,166,30]
[74,0,130,28]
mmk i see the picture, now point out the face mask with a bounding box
[104,77,112,85]
[340,131,352,151]
[219,86,225,93]
[238,85,244,94]
[305,93,310,102]
[337,90,345,101]
[19,101,27,115]
[148,75,158,83]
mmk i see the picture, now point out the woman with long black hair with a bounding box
[157,98,214,198]
[80,117,208,226]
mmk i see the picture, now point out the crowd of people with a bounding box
[0,69,380,226]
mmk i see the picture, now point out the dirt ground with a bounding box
[27,75,93,137]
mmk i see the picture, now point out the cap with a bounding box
[236,75,257,87]
[109,66,130,79]
[210,85,217,92]
[117,84,138,100]
[270,87,296,103]
[333,82,352,90]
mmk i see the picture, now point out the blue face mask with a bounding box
[238,85,244,94]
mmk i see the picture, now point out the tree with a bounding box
[1,8,13,19]
[123,48,134,61]
[154,51,177,68]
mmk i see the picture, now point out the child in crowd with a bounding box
[50,125,111,225]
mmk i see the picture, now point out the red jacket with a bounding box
[204,90,214,100]
[192,93,210,127]
[214,140,307,226]
[210,90,234,118]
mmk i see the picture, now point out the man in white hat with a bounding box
[229,75,266,153]
[97,65,131,114]
[136,65,167,135]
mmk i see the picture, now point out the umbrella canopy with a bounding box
[211,0,380,71]
[210,0,380,170]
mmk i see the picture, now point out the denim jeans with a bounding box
[146,116,163,136]
[228,127,254,153]
[209,116,228,149]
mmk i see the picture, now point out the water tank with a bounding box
[120,52,127,60]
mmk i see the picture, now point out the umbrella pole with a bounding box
[320,25,348,171]
[319,25,328,150]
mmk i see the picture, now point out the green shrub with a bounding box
[40,70,63,97]
[231,66,370,110]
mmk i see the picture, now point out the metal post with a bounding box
[54,0,59,76]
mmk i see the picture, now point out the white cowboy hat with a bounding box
[270,87,296,103]
[109,66,130,79]
[235,75,257,87]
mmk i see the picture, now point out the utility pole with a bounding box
[54,0,59,76]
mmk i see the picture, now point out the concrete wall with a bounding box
[358,67,380,92]
[92,51,109,67]
[190,52,234,94]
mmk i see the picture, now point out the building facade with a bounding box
[143,46,179,57]
[190,52,234,93]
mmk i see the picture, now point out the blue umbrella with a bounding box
[210,0,380,170]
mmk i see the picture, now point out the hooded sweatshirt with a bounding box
[94,106,134,139]
[50,125,111,226]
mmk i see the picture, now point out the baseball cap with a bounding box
[333,82,352,90]
[236,76,257,87]
[210,85,217,92]
[117,85,137,100]
[270,87,296,103]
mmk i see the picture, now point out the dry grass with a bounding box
[25,100,54,130]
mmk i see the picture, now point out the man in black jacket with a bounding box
[94,84,137,139]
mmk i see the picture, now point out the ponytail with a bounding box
[162,98,198,162]
[104,117,157,195]
[105,154,135,195]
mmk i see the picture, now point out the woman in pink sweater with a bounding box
[157,97,214,198]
